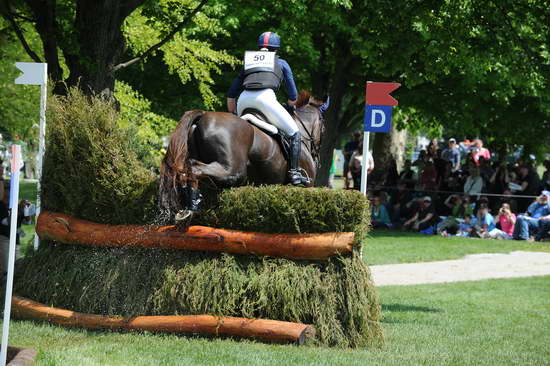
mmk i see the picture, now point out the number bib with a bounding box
[244,51,276,71]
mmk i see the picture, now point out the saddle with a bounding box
[240,109,291,161]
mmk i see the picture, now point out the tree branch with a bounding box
[0,0,42,62]
[112,0,209,73]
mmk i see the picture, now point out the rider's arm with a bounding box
[226,70,245,113]
[279,59,297,104]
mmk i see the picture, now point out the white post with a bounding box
[1,145,21,366]
[14,62,48,250]
[360,132,370,195]
[34,80,47,250]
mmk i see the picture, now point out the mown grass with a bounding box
[4,276,549,365]
[364,230,550,265]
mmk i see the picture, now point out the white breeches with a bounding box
[237,89,298,136]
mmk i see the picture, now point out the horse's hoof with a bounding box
[175,210,194,231]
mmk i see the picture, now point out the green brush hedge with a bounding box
[197,186,369,246]
[15,245,382,348]
[17,87,382,348]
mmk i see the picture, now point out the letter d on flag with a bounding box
[364,105,393,133]
[15,62,47,85]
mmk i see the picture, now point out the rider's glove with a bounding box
[284,104,296,114]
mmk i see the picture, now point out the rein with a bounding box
[294,108,322,167]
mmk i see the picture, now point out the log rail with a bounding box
[36,211,354,260]
[12,296,315,345]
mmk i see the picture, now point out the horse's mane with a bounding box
[296,90,311,109]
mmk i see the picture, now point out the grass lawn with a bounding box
[364,230,550,265]
[4,276,549,365]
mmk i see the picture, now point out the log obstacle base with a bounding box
[37,211,354,260]
[12,296,315,345]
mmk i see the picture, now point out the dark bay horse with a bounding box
[159,102,324,218]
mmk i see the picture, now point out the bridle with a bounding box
[294,106,323,167]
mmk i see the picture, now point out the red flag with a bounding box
[365,82,401,106]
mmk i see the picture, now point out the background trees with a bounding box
[1,0,549,183]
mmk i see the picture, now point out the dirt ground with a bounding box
[370,251,550,286]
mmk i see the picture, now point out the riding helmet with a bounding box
[258,32,281,50]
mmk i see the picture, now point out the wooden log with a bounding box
[36,211,354,260]
[12,296,315,344]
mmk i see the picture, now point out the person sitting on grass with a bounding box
[438,194,470,234]
[371,195,392,229]
[512,191,550,241]
[455,214,476,237]
[403,196,439,233]
[486,203,516,240]
[474,204,496,238]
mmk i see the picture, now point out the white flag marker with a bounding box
[15,62,47,85]
[14,62,48,249]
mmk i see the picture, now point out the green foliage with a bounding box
[0,19,40,141]
[42,87,157,225]
[115,81,177,168]
[124,1,239,109]
[197,186,369,245]
[15,244,383,348]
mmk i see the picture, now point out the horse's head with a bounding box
[295,102,325,165]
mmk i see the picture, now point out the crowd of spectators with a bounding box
[359,137,550,242]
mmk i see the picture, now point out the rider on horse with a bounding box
[226,31,309,186]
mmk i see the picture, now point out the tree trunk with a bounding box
[371,124,407,183]
[26,0,144,96]
[314,50,353,187]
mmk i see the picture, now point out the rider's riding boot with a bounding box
[287,133,310,186]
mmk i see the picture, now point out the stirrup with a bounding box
[288,169,311,186]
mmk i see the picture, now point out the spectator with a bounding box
[474,203,496,237]
[515,165,541,212]
[486,203,516,240]
[403,196,439,233]
[391,181,413,223]
[398,160,416,190]
[385,158,400,188]
[536,218,550,241]
[371,196,392,229]
[441,138,461,171]
[489,161,511,194]
[412,150,429,171]
[438,195,472,234]
[456,214,476,237]
[427,138,439,159]
[512,191,550,241]
[471,139,491,165]
[541,160,550,192]
[478,157,494,185]
[464,165,484,196]
[348,141,374,190]
[343,132,361,189]
[419,160,438,192]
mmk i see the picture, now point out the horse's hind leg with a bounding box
[190,159,246,187]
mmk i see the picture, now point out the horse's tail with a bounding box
[159,110,205,216]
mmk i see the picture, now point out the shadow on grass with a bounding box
[367,230,429,239]
[381,303,442,324]
[382,303,442,313]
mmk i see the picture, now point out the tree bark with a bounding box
[13,296,316,345]
[37,211,354,260]
[314,46,354,187]
[371,124,407,184]
[24,0,145,96]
